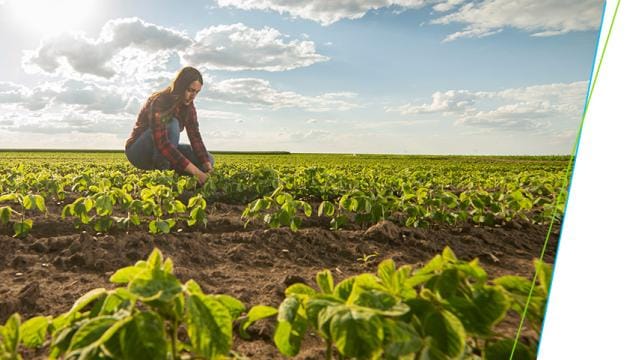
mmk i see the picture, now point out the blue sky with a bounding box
[0,0,603,154]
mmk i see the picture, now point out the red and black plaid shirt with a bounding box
[126,95,209,171]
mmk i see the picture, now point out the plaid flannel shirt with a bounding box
[126,95,209,171]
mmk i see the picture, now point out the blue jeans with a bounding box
[125,117,213,174]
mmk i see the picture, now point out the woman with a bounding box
[125,66,213,185]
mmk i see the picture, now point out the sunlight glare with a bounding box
[7,0,98,35]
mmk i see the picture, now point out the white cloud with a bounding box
[388,90,476,114]
[431,0,603,42]
[388,81,587,132]
[183,23,328,71]
[215,0,430,26]
[0,80,137,114]
[207,78,359,111]
[23,18,192,79]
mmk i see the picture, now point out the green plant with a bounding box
[0,249,245,359]
[0,193,47,237]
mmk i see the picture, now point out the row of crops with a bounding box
[1,247,548,359]
[0,152,566,358]
[0,153,570,236]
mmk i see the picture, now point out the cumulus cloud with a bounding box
[431,0,603,42]
[215,1,601,40]
[390,90,476,114]
[0,80,137,114]
[207,78,359,111]
[23,18,192,78]
[387,81,587,131]
[23,18,327,79]
[183,23,328,71]
[215,0,429,25]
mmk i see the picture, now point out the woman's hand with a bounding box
[203,161,213,173]
[195,170,208,185]
[185,163,209,185]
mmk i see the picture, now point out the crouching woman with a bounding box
[125,66,213,185]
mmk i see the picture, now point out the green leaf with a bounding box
[447,285,510,337]
[278,297,300,324]
[535,259,553,296]
[67,288,108,316]
[129,268,182,303]
[68,316,117,351]
[111,311,168,360]
[274,297,307,357]
[34,195,46,212]
[377,259,396,288]
[20,316,50,348]
[1,313,21,356]
[318,201,335,217]
[382,318,422,358]
[186,293,233,359]
[239,305,278,338]
[212,294,246,320]
[0,206,10,224]
[109,264,147,284]
[146,248,163,270]
[285,283,317,298]
[23,195,33,210]
[0,193,18,202]
[13,219,32,237]
[334,277,356,301]
[484,338,535,360]
[420,309,466,360]
[329,308,384,359]
[316,270,334,294]
[302,202,312,217]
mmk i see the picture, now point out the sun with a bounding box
[5,0,99,35]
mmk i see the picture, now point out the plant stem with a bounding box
[171,320,178,360]
[325,340,332,360]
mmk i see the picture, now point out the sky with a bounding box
[0,0,603,155]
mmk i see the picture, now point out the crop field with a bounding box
[0,152,568,359]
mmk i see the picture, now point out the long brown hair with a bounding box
[150,66,203,115]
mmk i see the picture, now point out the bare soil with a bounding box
[0,202,558,359]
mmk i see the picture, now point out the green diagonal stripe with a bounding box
[510,1,622,358]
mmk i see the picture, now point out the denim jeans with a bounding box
[125,117,213,174]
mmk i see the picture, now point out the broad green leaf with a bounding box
[20,316,50,348]
[212,294,246,319]
[68,316,117,351]
[329,308,384,359]
[111,311,168,360]
[186,293,233,359]
[129,268,182,303]
[420,309,466,360]
[239,305,279,339]
[447,285,510,337]
[34,195,46,212]
[316,270,334,294]
[278,297,300,324]
[109,263,148,284]
[0,206,10,224]
[242,305,278,331]
[274,297,307,356]
[334,277,357,301]
[382,318,422,358]
[13,219,32,237]
[285,283,317,298]
[1,313,21,356]
[68,288,108,316]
